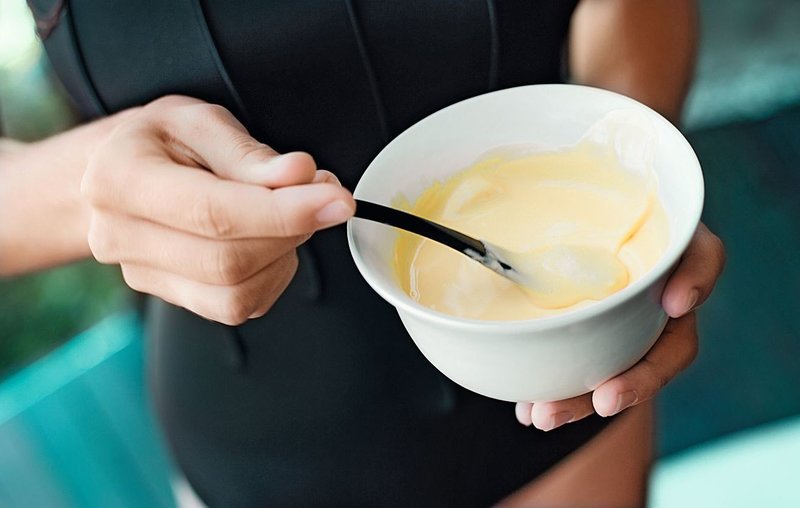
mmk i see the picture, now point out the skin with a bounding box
[500,402,655,507]
[0,0,722,505]
[1,97,356,325]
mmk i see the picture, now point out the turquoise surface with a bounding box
[0,314,174,507]
[651,416,800,507]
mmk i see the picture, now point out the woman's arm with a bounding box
[0,115,124,275]
[569,0,698,123]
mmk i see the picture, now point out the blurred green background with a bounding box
[1,0,799,506]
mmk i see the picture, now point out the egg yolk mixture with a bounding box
[393,143,669,320]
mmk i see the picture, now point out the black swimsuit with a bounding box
[39,1,614,506]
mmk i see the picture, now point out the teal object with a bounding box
[651,415,800,507]
[0,313,175,508]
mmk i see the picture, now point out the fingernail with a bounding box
[541,411,574,432]
[316,201,353,226]
[315,170,342,187]
[611,390,639,416]
[324,171,342,186]
[684,289,700,314]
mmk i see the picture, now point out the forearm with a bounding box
[0,112,130,275]
[569,0,698,123]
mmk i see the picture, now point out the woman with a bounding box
[2,0,724,506]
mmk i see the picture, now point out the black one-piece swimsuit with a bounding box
[37,0,615,506]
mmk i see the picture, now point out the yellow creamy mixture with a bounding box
[393,143,669,320]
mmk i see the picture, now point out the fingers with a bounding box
[83,97,355,240]
[82,96,348,325]
[83,157,354,239]
[513,226,719,431]
[532,394,596,431]
[515,313,699,429]
[137,96,317,187]
[121,250,299,325]
[515,393,596,431]
[88,211,304,285]
[592,312,698,417]
[515,402,534,426]
[662,223,725,318]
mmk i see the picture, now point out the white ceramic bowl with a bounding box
[347,84,703,403]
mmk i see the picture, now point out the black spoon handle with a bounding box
[353,199,488,257]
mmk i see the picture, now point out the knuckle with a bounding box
[148,95,200,112]
[283,250,299,278]
[230,134,275,166]
[243,252,299,318]
[83,128,141,206]
[192,193,235,238]
[651,368,670,393]
[269,205,292,237]
[641,358,670,395]
[80,163,100,202]
[82,151,112,204]
[218,288,254,325]
[711,233,727,269]
[119,266,145,294]
[87,232,109,263]
[655,371,670,391]
[210,244,249,285]
[86,216,115,263]
[271,251,299,295]
[295,232,313,247]
[686,340,700,367]
[682,332,700,370]
[188,103,234,127]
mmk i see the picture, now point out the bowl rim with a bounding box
[347,84,704,333]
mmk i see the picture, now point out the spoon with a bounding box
[352,199,629,305]
[353,199,536,288]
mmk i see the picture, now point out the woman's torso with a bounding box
[40,1,614,506]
